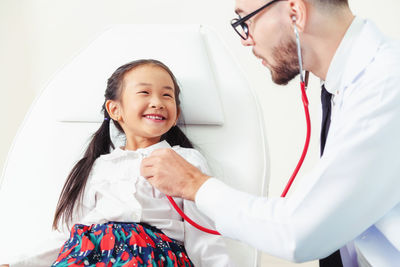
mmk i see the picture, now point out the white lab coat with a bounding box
[195,18,400,266]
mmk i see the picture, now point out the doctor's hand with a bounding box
[140,148,210,201]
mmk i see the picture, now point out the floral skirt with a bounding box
[52,222,194,267]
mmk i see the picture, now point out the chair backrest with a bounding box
[0,24,269,266]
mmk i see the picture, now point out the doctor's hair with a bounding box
[307,0,348,8]
[53,59,193,230]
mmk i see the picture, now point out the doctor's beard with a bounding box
[269,38,300,85]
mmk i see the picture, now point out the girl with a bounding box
[1,59,233,267]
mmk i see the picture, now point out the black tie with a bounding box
[319,85,343,267]
[320,85,332,156]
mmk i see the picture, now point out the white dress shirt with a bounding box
[10,141,234,267]
[196,17,400,266]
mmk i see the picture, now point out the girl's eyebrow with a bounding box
[135,83,173,91]
[163,86,174,91]
[135,82,152,87]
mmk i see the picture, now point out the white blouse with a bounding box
[11,141,233,267]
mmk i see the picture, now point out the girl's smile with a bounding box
[143,113,167,122]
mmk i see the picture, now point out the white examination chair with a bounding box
[0,25,269,266]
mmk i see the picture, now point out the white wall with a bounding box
[1,1,399,266]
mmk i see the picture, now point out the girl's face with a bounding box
[109,64,179,150]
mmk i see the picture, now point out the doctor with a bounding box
[141,0,400,266]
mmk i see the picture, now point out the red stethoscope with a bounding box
[167,19,311,235]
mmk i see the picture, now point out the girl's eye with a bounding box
[138,91,149,94]
[164,94,173,98]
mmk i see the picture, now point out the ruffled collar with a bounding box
[102,140,172,161]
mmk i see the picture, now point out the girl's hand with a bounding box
[0,265,9,267]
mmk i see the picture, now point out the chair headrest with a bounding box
[51,24,224,125]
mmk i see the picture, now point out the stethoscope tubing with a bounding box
[167,20,311,235]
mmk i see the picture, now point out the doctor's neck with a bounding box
[301,4,354,80]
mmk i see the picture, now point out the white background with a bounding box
[1,1,399,266]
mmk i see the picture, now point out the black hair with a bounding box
[53,59,193,229]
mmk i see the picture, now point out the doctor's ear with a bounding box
[288,0,306,31]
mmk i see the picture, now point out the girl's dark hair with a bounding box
[53,59,193,229]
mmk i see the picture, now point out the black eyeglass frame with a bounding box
[231,0,285,40]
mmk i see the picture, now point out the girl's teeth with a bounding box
[146,115,163,120]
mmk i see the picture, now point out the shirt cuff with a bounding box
[195,177,228,224]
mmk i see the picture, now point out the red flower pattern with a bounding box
[52,222,193,267]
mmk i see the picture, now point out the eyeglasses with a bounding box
[231,0,284,40]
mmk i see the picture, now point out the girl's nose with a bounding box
[150,97,165,109]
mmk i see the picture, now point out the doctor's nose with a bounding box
[241,33,255,46]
